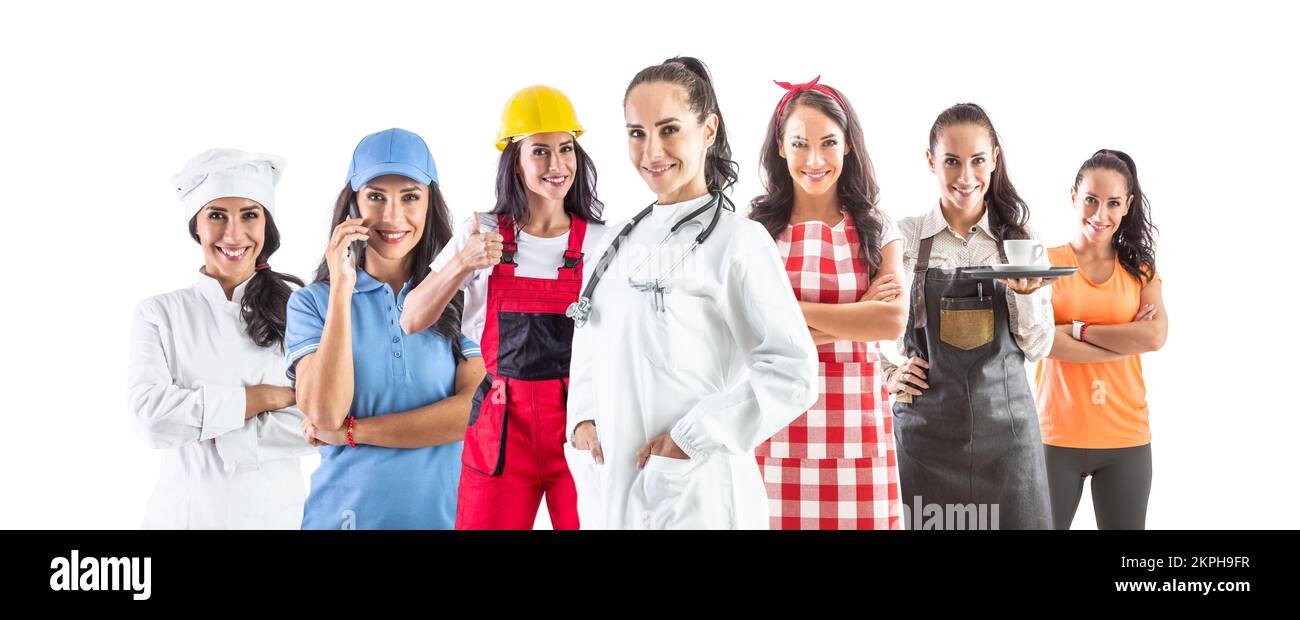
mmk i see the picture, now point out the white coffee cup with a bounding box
[1003,239,1047,266]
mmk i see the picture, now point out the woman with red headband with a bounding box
[403,86,608,529]
[750,77,908,529]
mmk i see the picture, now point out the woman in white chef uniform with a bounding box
[128,149,316,529]
[566,57,818,529]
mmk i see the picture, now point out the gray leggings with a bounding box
[1043,443,1152,530]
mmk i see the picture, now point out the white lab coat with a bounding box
[128,271,316,529]
[565,194,819,529]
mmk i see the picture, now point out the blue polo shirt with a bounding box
[285,270,480,530]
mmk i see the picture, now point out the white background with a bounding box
[2,0,1296,528]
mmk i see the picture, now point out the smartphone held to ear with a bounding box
[348,199,366,269]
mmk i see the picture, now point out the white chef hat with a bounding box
[172,148,286,224]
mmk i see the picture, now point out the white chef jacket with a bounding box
[128,270,316,529]
[564,194,819,529]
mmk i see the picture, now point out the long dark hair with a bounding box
[189,210,304,349]
[750,86,885,273]
[624,56,739,193]
[928,103,1030,241]
[493,139,604,225]
[1075,149,1158,284]
[312,182,466,360]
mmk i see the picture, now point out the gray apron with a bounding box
[892,233,1051,530]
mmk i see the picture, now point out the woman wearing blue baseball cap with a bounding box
[286,128,486,529]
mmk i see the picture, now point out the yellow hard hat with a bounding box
[496,85,584,152]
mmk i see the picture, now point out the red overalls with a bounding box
[454,214,588,530]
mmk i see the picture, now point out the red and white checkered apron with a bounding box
[755,216,901,530]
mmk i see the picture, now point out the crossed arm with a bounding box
[1048,278,1168,363]
[299,356,485,449]
[800,240,909,346]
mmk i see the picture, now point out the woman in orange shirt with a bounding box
[1036,149,1167,529]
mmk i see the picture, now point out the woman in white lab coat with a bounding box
[565,57,819,529]
[128,149,316,529]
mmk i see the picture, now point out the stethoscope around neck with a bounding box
[566,190,733,327]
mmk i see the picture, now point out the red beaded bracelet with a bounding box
[1079,322,1091,343]
[347,415,357,448]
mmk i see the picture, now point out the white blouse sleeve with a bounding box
[668,223,819,458]
[430,213,489,291]
[1007,283,1055,362]
[127,299,246,449]
[1006,226,1056,362]
[879,211,904,246]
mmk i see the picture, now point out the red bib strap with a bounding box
[565,216,587,254]
[490,214,589,280]
[494,214,517,278]
[495,214,517,245]
[559,216,588,279]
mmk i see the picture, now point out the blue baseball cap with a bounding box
[347,128,439,191]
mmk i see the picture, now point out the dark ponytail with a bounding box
[1074,149,1158,284]
[928,103,1030,241]
[750,85,885,274]
[625,56,739,193]
[189,211,304,349]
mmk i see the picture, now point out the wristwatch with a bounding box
[1072,320,1085,341]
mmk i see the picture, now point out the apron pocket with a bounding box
[939,295,994,350]
[562,442,605,529]
[463,375,508,476]
[497,311,574,380]
[817,361,886,459]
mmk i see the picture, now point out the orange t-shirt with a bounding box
[1035,244,1159,449]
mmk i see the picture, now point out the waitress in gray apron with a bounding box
[884,103,1055,530]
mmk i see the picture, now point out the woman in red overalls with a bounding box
[401,85,607,529]
[749,77,909,529]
